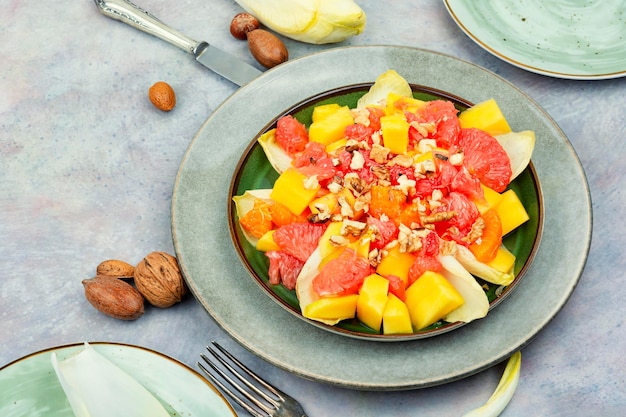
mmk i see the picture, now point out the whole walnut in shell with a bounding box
[134,251,187,308]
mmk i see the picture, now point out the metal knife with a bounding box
[94,0,263,86]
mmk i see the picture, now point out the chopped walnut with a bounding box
[371,165,390,182]
[368,248,382,267]
[345,139,360,152]
[370,144,390,164]
[439,240,457,256]
[397,174,416,196]
[390,154,414,168]
[449,150,464,166]
[371,131,382,145]
[463,216,486,244]
[341,219,367,237]
[416,138,438,154]
[415,159,436,175]
[329,235,350,246]
[397,224,427,253]
[344,173,369,196]
[351,108,370,126]
[421,211,456,224]
[303,175,319,190]
[337,196,355,218]
[350,150,365,170]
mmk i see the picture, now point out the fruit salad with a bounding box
[234,70,536,335]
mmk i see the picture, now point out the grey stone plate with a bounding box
[171,46,591,390]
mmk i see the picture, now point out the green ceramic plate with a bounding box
[444,0,626,79]
[172,46,591,390]
[0,342,236,417]
[228,83,543,341]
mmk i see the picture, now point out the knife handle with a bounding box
[94,0,202,55]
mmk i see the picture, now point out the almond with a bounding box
[148,81,176,111]
[83,275,144,320]
[96,259,134,279]
[247,29,288,69]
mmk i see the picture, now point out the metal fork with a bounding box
[198,342,308,417]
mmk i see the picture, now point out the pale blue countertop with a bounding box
[1,1,624,416]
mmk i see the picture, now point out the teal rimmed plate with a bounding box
[228,83,543,341]
[444,0,626,80]
[172,46,591,390]
[0,342,236,417]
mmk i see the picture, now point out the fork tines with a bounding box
[198,341,286,417]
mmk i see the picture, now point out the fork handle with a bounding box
[94,0,200,55]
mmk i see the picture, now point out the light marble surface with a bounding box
[1,1,624,416]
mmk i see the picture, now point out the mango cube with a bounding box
[405,271,464,330]
[270,167,320,215]
[487,245,516,274]
[385,92,425,115]
[380,114,410,154]
[312,103,341,122]
[356,274,390,332]
[255,230,280,252]
[317,222,344,258]
[309,193,339,216]
[309,105,354,146]
[382,293,413,334]
[376,246,416,284]
[303,294,359,321]
[326,138,347,154]
[473,183,505,215]
[458,98,512,136]
[495,189,529,235]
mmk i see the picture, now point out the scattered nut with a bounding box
[148,81,176,112]
[83,275,145,320]
[133,251,187,308]
[247,29,288,68]
[96,259,135,279]
[230,12,260,40]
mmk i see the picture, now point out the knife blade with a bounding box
[94,0,263,86]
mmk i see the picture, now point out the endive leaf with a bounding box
[51,342,170,417]
[455,245,515,286]
[356,69,413,109]
[438,254,489,323]
[258,128,293,173]
[495,130,535,181]
[462,351,522,417]
[234,0,366,44]
[232,189,274,247]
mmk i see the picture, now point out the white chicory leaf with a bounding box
[232,189,274,247]
[495,130,536,181]
[234,0,366,44]
[51,342,170,417]
[438,254,489,323]
[258,128,292,174]
[356,69,413,109]
[462,351,522,417]
[455,245,515,286]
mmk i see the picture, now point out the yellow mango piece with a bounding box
[405,271,464,330]
[326,137,347,154]
[382,294,413,335]
[473,184,505,215]
[312,103,341,122]
[380,113,410,154]
[495,189,529,235]
[487,245,516,274]
[270,167,320,215]
[255,230,280,252]
[356,274,390,332]
[309,105,354,145]
[458,98,512,136]
[348,232,371,259]
[376,246,416,284]
[385,92,425,115]
[318,222,344,258]
[309,193,339,216]
[303,294,359,321]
